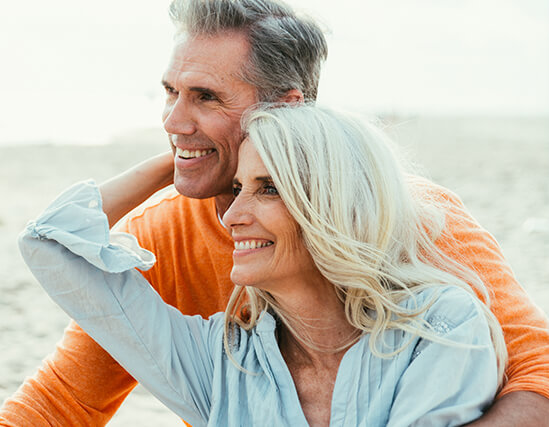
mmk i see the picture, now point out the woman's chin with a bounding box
[230,269,266,289]
[230,270,254,287]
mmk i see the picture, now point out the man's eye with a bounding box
[200,92,216,101]
[232,186,241,197]
[164,86,178,96]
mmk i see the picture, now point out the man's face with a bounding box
[162,32,258,199]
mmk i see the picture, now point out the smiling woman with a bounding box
[223,106,508,378]
[18,104,506,426]
[225,139,315,292]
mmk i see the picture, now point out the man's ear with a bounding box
[278,89,304,104]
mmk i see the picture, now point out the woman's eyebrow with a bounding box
[232,176,272,185]
[254,176,273,183]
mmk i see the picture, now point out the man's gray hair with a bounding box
[169,0,328,102]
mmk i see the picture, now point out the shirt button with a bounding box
[88,200,99,209]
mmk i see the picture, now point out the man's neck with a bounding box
[214,193,235,219]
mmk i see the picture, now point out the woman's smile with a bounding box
[223,139,316,289]
[233,238,274,254]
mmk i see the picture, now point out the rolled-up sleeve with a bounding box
[18,181,216,427]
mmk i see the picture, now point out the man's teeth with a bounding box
[234,240,273,250]
[176,148,214,159]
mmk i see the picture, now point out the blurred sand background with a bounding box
[1,116,548,425]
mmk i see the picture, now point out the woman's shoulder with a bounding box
[405,285,486,333]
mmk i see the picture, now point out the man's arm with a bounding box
[0,322,137,426]
[466,392,549,426]
[1,153,175,426]
[416,176,549,422]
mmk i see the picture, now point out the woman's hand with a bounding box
[99,151,174,227]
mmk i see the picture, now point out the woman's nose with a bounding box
[223,193,254,228]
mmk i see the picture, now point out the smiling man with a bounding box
[162,32,258,212]
[2,0,549,426]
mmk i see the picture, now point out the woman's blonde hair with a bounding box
[224,104,507,386]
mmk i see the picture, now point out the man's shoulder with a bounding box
[405,174,463,205]
[117,187,218,234]
[131,187,213,219]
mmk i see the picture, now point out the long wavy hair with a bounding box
[224,104,507,386]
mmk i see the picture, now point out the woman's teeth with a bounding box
[176,148,214,159]
[234,240,273,250]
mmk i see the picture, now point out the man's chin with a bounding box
[173,174,219,200]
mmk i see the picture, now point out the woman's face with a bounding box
[222,139,317,292]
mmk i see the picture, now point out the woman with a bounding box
[19,104,506,426]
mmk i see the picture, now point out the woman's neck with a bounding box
[270,278,359,367]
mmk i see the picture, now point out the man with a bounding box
[2,0,549,425]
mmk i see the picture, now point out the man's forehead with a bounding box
[163,32,250,86]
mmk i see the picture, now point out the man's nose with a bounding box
[163,97,196,136]
[223,193,254,229]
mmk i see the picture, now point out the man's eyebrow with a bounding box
[161,80,174,89]
[189,86,222,98]
[160,82,223,98]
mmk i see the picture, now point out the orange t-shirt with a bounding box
[1,177,548,426]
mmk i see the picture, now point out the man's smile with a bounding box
[175,147,215,159]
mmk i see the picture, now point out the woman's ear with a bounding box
[278,89,305,105]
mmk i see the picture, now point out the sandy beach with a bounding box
[1,116,548,425]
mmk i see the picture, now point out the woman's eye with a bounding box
[264,185,279,196]
[232,186,241,197]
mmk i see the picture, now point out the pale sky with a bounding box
[0,0,548,144]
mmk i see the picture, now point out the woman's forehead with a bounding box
[236,139,269,179]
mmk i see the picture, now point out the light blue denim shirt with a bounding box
[19,181,498,427]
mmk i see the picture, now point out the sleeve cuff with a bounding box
[25,179,155,273]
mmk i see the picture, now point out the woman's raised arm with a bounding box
[17,178,217,426]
